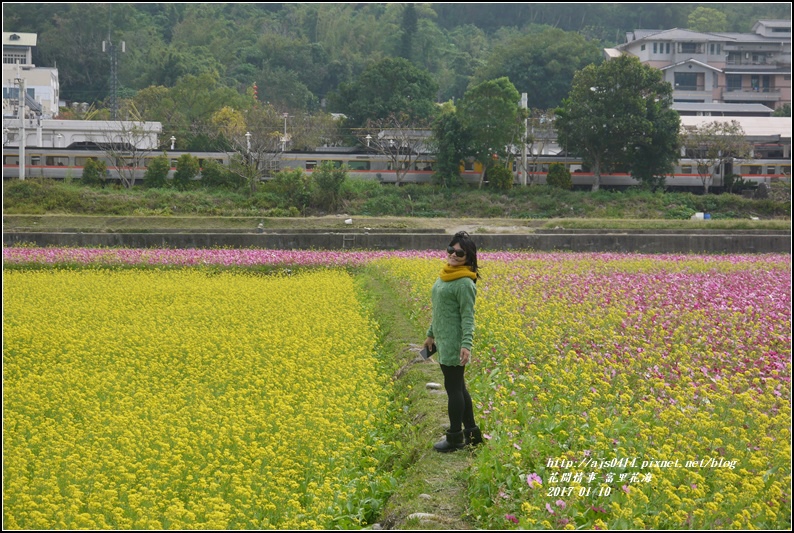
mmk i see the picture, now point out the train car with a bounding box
[3,146,789,190]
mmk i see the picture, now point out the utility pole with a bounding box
[520,93,528,186]
[16,73,26,181]
[103,39,125,120]
[103,6,125,120]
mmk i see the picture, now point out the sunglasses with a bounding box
[447,246,466,258]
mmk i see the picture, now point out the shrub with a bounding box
[271,167,313,209]
[201,160,244,190]
[546,162,572,190]
[173,154,200,190]
[143,153,170,189]
[487,163,514,190]
[312,161,348,211]
[81,158,107,187]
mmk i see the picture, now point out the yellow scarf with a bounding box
[440,264,477,282]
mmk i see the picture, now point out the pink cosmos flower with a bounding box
[527,473,542,488]
[505,514,519,524]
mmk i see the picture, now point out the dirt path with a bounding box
[356,269,479,530]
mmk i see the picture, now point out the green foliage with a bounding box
[311,161,348,211]
[431,102,469,188]
[200,160,245,190]
[458,77,522,171]
[546,162,572,190]
[331,57,438,128]
[556,55,679,191]
[144,153,170,189]
[473,26,603,109]
[270,167,313,209]
[80,158,107,188]
[487,163,514,190]
[173,154,201,190]
[772,104,791,118]
[688,7,728,32]
[3,180,790,221]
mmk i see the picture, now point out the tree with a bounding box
[630,97,681,191]
[97,107,160,189]
[773,104,791,118]
[210,103,283,195]
[144,152,170,188]
[81,158,107,187]
[431,101,471,187]
[555,55,679,191]
[311,161,347,211]
[547,163,572,190]
[682,120,751,194]
[487,163,513,190]
[687,7,728,32]
[360,113,433,185]
[458,77,523,187]
[331,57,438,128]
[173,153,200,190]
[473,27,603,110]
[399,3,418,61]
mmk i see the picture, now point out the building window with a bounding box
[653,43,657,54]
[709,43,721,55]
[641,44,646,51]
[726,75,742,92]
[674,72,700,91]
[679,42,702,54]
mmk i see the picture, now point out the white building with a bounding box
[2,118,162,150]
[3,32,60,118]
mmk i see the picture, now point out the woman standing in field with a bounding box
[423,231,483,453]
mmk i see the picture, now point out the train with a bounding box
[2,146,790,190]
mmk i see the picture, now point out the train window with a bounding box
[45,156,69,166]
[261,159,281,177]
[680,165,693,174]
[75,157,95,166]
[305,160,317,170]
[766,166,777,175]
[748,165,762,175]
[4,155,19,165]
[30,156,41,166]
[347,161,370,170]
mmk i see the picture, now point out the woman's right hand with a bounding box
[424,337,435,351]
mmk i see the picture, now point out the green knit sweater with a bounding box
[426,276,477,366]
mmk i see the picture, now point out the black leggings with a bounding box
[440,364,476,433]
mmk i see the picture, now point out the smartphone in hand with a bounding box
[420,343,437,359]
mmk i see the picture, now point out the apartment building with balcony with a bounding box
[606,20,791,111]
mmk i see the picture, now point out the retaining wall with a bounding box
[4,231,790,254]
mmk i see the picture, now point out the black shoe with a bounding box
[464,426,483,447]
[433,430,466,453]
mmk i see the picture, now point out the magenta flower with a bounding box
[505,514,519,524]
[546,503,555,514]
[527,473,542,488]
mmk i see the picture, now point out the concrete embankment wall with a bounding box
[4,231,790,254]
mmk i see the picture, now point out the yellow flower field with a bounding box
[3,269,390,529]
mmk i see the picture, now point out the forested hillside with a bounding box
[4,3,789,109]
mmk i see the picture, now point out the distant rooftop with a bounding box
[673,103,775,116]
[3,32,37,47]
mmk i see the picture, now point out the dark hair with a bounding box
[449,231,481,282]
